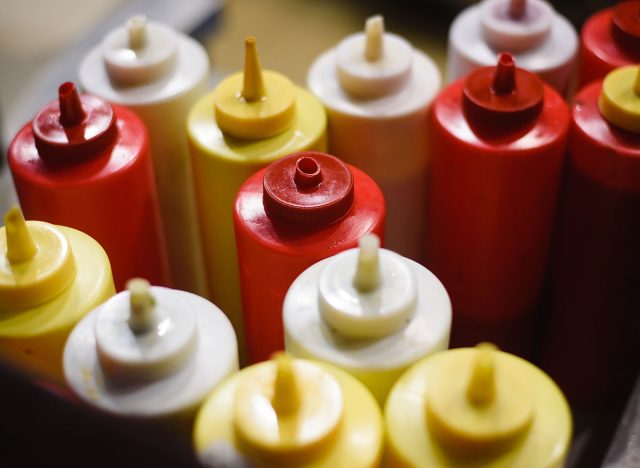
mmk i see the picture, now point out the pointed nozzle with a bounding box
[242,36,265,102]
[127,15,148,50]
[467,343,498,405]
[4,207,37,264]
[492,53,517,95]
[272,352,300,416]
[509,0,527,20]
[365,15,385,62]
[127,278,156,334]
[58,82,86,127]
[353,234,381,292]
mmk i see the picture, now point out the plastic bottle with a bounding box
[446,0,577,94]
[283,234,451,405]
[8,82,169,291]
[79,16,209,296]
[234,151,385,364]
[0,207,115,385]
[385,343,572,467]
[188,37,327,359]
[578,1,640,88]
[307,15,440,263]
[542,65,640,407]
[193,353,383,467]
[425,53,569,356]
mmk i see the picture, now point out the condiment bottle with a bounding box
[234,151,385,364]
[79,16,209,296]
[283,234,451,405]
[425,53,569,356]
[307,15,440,263]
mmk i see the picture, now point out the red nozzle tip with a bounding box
[492,53,516,95]
[58,82,86,127]
[294,156,323,188]
[509,0,527,20]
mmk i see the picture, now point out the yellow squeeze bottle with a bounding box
[187,37,326,358]
[0,207,115,385]
[385,343,572,468]
[193,353,383,467]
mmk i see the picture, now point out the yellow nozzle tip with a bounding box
[467,343,497,405]
[272,352,300,415]
[365,15,385,62]
[599,65,640,133]
[127,277,156,333]
[353,233,381,292]
[242,36,265,102]
[4,207,37,264]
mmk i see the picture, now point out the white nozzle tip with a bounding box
[353,234,381,292]
[365,15,385,62]
[127,278,156,333]
[127,15,148,50]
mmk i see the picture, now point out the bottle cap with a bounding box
[599,65,640,133]
[426,343,534,454]
[233,353,343,464]
[94,278,198,383]
[102,15,179,86]
[318,234,417,339]
[336,15,413,99]
[32,82,117,160]
[463,52,543,125]
[612,1,640,52]
[213,37,296,139]
[0,207,76,309]
[262,152,354,227]
[480,0,553,52]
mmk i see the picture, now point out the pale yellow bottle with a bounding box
[385,343,572,468]
[187,37,327,359]
[0,207,115,385]
[193,353,383,467]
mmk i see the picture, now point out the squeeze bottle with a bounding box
[193,353,383,468]
[425,53,569,356]
[188,38,327,359]
[385,343,572,467]
[8,82,169,291]
[578,2,640,88]
[79,16,209,296]
[283,234,451,405]
[446,0,577,94]
[307,15,440,263]
[0,207,114,385]
[234,151,385,364]
[542,65,640,407]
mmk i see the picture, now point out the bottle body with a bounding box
[425,79,569,356]
[542,81,640,407]
[188,87,326,359]
[9,104,170,291]
[235,164,385,364]
[79,33,210,296]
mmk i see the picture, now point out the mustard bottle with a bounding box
[187,37,327,359]
[0,207,115,385]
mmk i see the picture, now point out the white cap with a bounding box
[319,234,417,339]
[336,15,413,99]
[102,15,179,86]
[480,0,553,52]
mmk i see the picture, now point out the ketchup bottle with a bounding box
[578,1,640,89]
[234,151,385,364]
[542,65,640,407]
[425,53,570,356]
[7,82,170,291]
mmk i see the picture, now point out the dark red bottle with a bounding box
[8,82,170,290]
[234,151,386,363]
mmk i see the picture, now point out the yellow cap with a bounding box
[233,353,343,464]
[0,207,76,309]
[599,65,640,133]
[213,37,296,140]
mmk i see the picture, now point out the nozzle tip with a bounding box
[294,156,322,188]
[127,278,156,334]
[492,52,517,95]
[467,342,498,406]
[127,15,148,50]
[353,234,381,292]
[509,0,527,20]
[58,82,86,127]
[242,36,265,102]
[271,352,299,416]
[4,206,37,265]
[365,15,385,62]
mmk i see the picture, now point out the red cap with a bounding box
[463,52,543,126]
[32,82,117,160]
[612,1,640,51]
[263,152,355,227]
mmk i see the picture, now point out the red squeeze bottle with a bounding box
[578,1,640,88]
[8,82,170,291]
[542,66,640,407]
[425,53,569,356]
[234,151,386,364]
